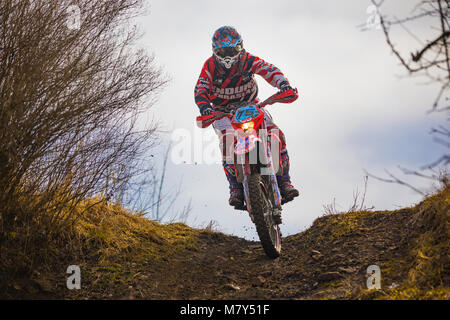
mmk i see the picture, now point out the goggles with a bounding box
[214,44,242,58]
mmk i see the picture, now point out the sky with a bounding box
[133,0,447,240]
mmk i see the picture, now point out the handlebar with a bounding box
[196,88,298,129]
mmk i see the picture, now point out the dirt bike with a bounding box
[196,88,299,258]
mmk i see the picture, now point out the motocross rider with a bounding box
[194,26,299,208]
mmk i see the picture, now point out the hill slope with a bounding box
[1,186,449,300]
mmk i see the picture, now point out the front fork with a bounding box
[235,135,282,217]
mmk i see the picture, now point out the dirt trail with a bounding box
[67,208,416,299]
[138,208,413,300]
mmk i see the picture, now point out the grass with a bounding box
[70,198,199,265]
[0,195,200,298]
[357,186,450,299]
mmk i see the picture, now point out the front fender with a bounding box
[234,133,260,155]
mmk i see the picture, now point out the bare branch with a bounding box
[411,31,450,62]
[364,169,427,196]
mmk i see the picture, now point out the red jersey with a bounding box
[194,51,289,112]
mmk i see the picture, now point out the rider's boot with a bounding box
[223,162,245,208]
[277,150,300,204]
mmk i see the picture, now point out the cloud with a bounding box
[135,0,445,239]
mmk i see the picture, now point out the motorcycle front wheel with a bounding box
[247,173,281,259]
